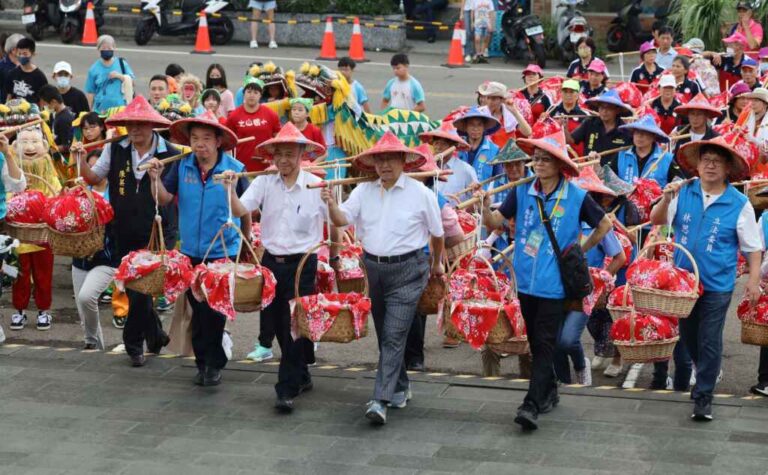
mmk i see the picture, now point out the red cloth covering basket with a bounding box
[191,259,276,321]
[115,249,194,303]
[628,178,661,222]
[737,290,768,346]
[6,190,47,224]
[610,311,679,363]
[291,292,371,342]
[44,185,113,233]
[582,267,616,315]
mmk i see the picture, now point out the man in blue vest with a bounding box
[480,130,613,431]
[146,111,250,387]
[651,136,762,421]
[610,114,683,188]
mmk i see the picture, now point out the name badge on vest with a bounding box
[524,230,544,257]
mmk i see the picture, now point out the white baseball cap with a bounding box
[53,61,72,75]
[659,74,676,88]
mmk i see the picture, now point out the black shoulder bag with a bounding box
[535,196,593,300]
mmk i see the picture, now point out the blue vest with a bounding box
[0,153,7,220]
[177,152,245,259]
[459,136,500,182]
[513,178,587,299]
[616,144,674,187]
[763,216,768,248]
[672,181,745,292]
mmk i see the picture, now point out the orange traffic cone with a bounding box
[442,21,469,68]
[80,1,98,46]
[316,17,338,61]
[348,17,368,63]
[191,11,215,54]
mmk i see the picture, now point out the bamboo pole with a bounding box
[626,221,651,234]
[1,118,43,136]
[605,51,641,58]
[212,164,351,180]
[136,151,193,171]
[455,173,504,195]
[79,134,128,149]
[491,243,514,263]
[306,170,454,189]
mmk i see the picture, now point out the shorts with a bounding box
[248,0,276,11]
[474,25,489,39]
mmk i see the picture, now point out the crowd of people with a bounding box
[0,9,768,432]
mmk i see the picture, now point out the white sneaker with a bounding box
[716,369,723,384]
[250,40,259,48]
[10,313,26,330]
[575,357,592,386]
[222,331,233,360]
[268,40,278,49]
[0,324,5,344]
[666,376,674,390]
[604,363,623,378]
[36,312,52,331]
[591,356,608,370]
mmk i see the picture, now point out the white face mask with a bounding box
[726,47,735,55]
[56,76,70,88]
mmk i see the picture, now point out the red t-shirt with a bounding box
[226,105,281,172]
[299,122,327,160]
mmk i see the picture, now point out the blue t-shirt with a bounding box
[234,87,244,108]
[85,58,134,113]
[382,76,425,110]
[352,80,369,106]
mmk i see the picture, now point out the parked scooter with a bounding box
[606,0,671,52]
[553,0,591,63]
[135,0,234,46]
[499,0,547,68]
[21,0,103,43]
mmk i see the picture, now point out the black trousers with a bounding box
[123,288,166,357]
[261,252,317,399]
[186,257,229,371]
[518,293,565,413]
[759,347,768,384]
[405,312,427,367]
[259,304,276,348]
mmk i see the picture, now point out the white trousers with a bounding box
[71,266,115,350]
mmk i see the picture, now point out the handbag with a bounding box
[535,197,593,300]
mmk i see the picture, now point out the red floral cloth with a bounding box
[540,77,564,105]
[456,210,477,234]
[448,267,510,303]
[290,292,371,341]
[191,260,277,320]
[518,118,562,156]
[511,92,534,126]
[628,178,661,222]
[709,91,728,110]
[251,222,262,250]
[448,299,525,349]
[6,190,48,224]
[337,245,363,281]
[737,291,768,325]
[614,82,643,109]
[44,187,113,233]
[442,106,471,125]
[737,253,749,277]
[627,258,702,295]
[608,285,634,308]
[583,267,616,315]
[605,227,633,269]
[114,250,194,304]
[610,313,679,342]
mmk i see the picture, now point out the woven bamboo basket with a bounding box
[294,241,370,343]
[747,185,768,210]
[741,321,768,346]
[5,173,59,245]
[613,309,678,363]
[486,253,528,356]
[124,217,167,297]
[47,184,105,258]
[607,286,632,321]
[446,232,476,263]
[335,232,365,293]
[630,241,700,319]
[417,273,448,315]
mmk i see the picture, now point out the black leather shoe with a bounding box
[298,381,313,394]
[130,354,145,367]
[539,391,560,414]
[514,403,539,431]
[193,371,204,386]
[83,343,97,350]
[203,367,222,386]
[407,362,425,372]
[275,397,294,413]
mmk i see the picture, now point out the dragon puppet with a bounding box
[263,62,440,159]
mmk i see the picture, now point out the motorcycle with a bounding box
[606,0,671,52]
[135,0,234,46]
[498,0,547,68]
[21,0,103,43]
[553,0,592,63]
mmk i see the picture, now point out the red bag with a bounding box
[44,187,113,233]
[6,190,48,224]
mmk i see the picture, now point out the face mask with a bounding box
[18,56,30,66]
[56,76,70,88]
[577,47,591,59]
[761,63,768,74]
[209,77,224,87]
[100,50,114,61]
[726,47,735,55]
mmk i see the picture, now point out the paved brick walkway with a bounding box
[2,344,768,475]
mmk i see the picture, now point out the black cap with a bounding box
[736,1,752,9]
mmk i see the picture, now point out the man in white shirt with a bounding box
[655,26,678,70]
[323,132,445,425]
[419,122,478,202]
[227,122,340,413]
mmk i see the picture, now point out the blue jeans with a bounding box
[554,310,587,384]
[678,291,732,401]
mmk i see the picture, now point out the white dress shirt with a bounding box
[435,156,479,201]
[91,134,165,181]
[340,174,444,256]
[240,170,327,255]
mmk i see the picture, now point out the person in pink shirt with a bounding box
[730,1,763,50]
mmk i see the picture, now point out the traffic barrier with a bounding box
[81,2,98,46]
[191,12,215,54]
[348,17,368,62]
[317,16,338,61]
[442,21,469,68]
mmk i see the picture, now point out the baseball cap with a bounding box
[683,38,705,54]
[522,64,544,76]
[587,58,608,75]
[723,31,749,49]
[53,61,72,75]
[659,74,676,88]
[737,0,752,10]
[742,57,759,69]
[562,79,581,91]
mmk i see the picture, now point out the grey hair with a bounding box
[96,35,116,50]
[4,34,24,54]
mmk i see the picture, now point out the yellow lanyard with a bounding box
[536,180,566,222]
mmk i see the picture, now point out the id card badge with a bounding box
[524,230,544,257]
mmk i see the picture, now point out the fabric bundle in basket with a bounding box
[191,260,277,320]
[115,249,194,302]
[610,312,679,363]
[291,292,371,343]
[737,292,768,346]
[582,267,616,315]
[628,178,661,222]
[5,190,49,244]
[44,186,113,257]
[607,285,633,320]
[627,258,702,317]
[250,222,265,261]
[335,245,365,293]
[606,229,633,269]
[315,260,336,294]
